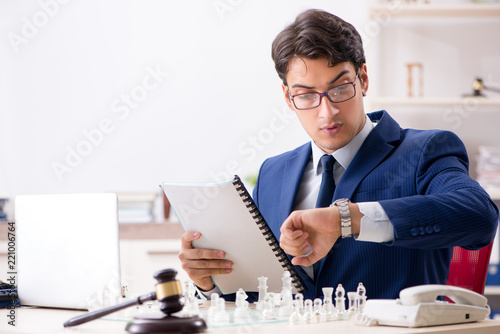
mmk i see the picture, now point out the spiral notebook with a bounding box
[161,175,305,295]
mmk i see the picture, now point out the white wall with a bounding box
[1,0,499,202]
[0,0,368,198]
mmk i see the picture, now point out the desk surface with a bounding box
[2,307,500,334]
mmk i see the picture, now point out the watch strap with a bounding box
[332,198,352,238]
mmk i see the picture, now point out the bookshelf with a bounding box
[366,0,500,109]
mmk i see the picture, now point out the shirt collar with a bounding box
[312,114,374,174]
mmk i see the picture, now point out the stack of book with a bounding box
[117,193,157,224]
[477,146,500,196]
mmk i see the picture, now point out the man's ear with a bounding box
[282,84,294,110]
[359,64,369,97]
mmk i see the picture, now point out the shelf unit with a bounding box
[366,1,500,109]
[368,96,500,108]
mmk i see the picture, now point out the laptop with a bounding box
[15,193,122,310]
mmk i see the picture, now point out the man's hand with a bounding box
[178,231,233,291]
[280,207,341,267]
[279,203,362,267]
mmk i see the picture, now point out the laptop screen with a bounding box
[15,193,122,310]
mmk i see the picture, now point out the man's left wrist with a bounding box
[331,198,352,238]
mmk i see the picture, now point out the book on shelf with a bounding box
[117,193,157,224]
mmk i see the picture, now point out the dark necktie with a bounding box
[313,154,336,280]
[316,155,336,208]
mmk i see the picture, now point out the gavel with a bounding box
[64,269,206,333]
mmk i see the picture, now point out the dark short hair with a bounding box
[271,9,366,85]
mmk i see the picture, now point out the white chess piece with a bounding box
[295,292,304,312]
[321,287,335,321]
[334,284,347,320]
[289,300,302,325]
[183,281,200,316]
[261,294,277,320]
[234,288,250,318]
[213,297,230,323]
[347,291,357,318]
[302,299,317,324]
[356,282,367,311]
[208,293,219,319]
[279,271,293,316]
[313,298,323,322]
[256,276,268,310]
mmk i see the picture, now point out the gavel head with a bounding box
[154,269,184,316]
[472,78,484,96]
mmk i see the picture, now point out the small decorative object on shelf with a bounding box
[406,63,423,98]
[467,78,500,97]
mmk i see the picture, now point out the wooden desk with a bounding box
[2,307,500,334]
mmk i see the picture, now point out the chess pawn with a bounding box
[356,282,367,311]
[289,300,302,325]
[213,297,229,324]
[302,299,317,324]
[207,293,219,319]
[334,284,347,320]
[234,288,250,318]
[321,297,335,322]
[313,298,323,322]
[294,293,304,312]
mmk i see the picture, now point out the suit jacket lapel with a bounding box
[279,143,312,224]
[334,110,401,200]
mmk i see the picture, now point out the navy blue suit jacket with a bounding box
[251,110,498,300]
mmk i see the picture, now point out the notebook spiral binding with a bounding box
[232,175,306,293]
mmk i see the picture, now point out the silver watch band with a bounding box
[332,198,352,238]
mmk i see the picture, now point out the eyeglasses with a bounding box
[288,80,357,110]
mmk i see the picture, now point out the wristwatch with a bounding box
[331,198,352,238]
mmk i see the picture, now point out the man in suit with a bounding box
[179,9,498,301]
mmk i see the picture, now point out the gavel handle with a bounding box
[63,291,156,327]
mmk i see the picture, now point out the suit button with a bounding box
[426,226,434,234]
[410,228,418,236]
[418,227,425,235]
[433,224,441,233]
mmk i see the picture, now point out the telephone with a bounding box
[358,285,491,327]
